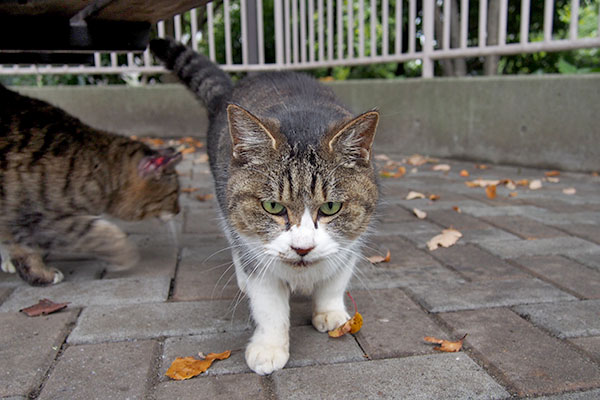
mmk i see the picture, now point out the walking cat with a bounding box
[0,84,181,286]
[151,38,379,375]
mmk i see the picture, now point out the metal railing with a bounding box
[1,0,599,78]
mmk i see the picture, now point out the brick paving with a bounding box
[1,153,599,399]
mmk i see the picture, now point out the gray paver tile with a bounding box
[68,300,251,344]
[557,223,600,245]
[0,276,170,312]
[439,308,600,396]
[568,253,600,272]
[0,311,77,398]
[528,212,600,226]
[46,259,105,282]
[155,373,269,400]
[481,215,567,239]
[569,336,600,363]
[406,278,575,313]
[104,245,179,279]
[0,286,13,304]
[534,389,600,400]
[478,237,600,259]
[425,209,493,230]
[351,289,448,359]
[183,209,224,235]
[352,262,464,290]
[38,340,158,400]
[460,205,549,218]
[512,255,600,299]
[272,353,509,400]
[513,300,600,338]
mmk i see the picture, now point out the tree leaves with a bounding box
[165,351,231,381]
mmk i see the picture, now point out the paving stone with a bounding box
[513,300,600,338]
[374,219,441,238]
[0,286,13,305]
[45,259,105,282]
[68,300,251,344]
[155,373,269,400]
[114,213,184,235]
[406,278,575,313]
[568,253,600,272]
[481,215,567,239]
[478,237,600,259]
[425,210,493,230]
[38,340,158,400]
[558,223,600,244]
[0,276,170,312]
[183,209,225,235]
[460,205,549,218]
[569,336,600,363]
[352,262,464,290]
[512,255,600,299]
[0,311,77,398]
[393,199,489,212]
[439,308,600,396]
[534,389,600,400]
[272,353,509,400]
[351,289,448,360]
[429,244,529,281]
[528,212,600,226]
[103,245,179,279]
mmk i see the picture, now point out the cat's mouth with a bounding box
[281,258,315,268]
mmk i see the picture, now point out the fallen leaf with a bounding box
[181,187,200,194]
[367,250,391,264]
[432,164,451,172]
[196,193,214,202]
[475,164,489,169]
[485,184,497,199]
[424,334,467,352]
[413,208,427,219]
[406,191,426,200]
[465,178,500,188]
[593,172,599,177]
[329,292,363,337]
[459,169,470,177]
[406,154,438,166]
[504,180,517,190]
[428,194,440,201]
[509,191,518,197]
[562,187,576,195]
[516,179,529,187]
[546,177,560,183]
[166,350,231,380]
[529,179,543,190]
[374,154,391,162]
[426,228,463,251]
[20,299,69,317]
[545,170,561,177]
[452,206,462,213]
[380,166,406,178]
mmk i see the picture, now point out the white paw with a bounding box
[1,258,16,274]
[312,309,351,332]
[52,269,64,284]
[245,342,289,375]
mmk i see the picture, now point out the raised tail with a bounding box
[150,38,233,115]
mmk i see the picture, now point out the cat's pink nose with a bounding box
[292,246,314,257]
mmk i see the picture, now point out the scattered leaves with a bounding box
[426,228,463,251]
[465,179,500,188]
[20,299,69,317]
[406,191,426,200]
[380,166,406,179]
[452,206,462,213]
[562,187,576,195]
[432,164,451,172]
[485,184,497,199]
[329,292,363,338]
[367,250,391,264]
[406,154,438,166]
[545,170,561,177]
[196,193,214,202]
[428,194,441,201]
[529,179,543,190]
[166,351,231,380]
[413,208,427,219]
[424,334,467,352]
[459,169,470,177]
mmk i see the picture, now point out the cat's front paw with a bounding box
[312,310,351,332]
[245,341,289,375]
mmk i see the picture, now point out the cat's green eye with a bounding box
[319,202,342,216]
[262,201,286,215]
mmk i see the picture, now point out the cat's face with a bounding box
[225,104,378,268]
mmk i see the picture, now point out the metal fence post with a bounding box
[422,0,435,77]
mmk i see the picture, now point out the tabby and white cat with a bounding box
[151,38,379,375]
[0,84,181,286]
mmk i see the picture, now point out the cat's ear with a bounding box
[138,148,182,178]
[227,104,283,162]
[327,111,379,165]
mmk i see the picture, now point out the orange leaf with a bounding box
[329,312,363,338]
[545,170,561,177]
[452,206,462,213]
[428,194,440,201]
[424,334,467,352]
[509,191,518,197]
[165,350,231,380]
[459,169,470,177]
[485,184,497,199]
[516,179,529,187]
[181,187,200,193]
[368,250,391,264]
[181,146,196,155]
[196,193,214,202]
[205,350,232,361]
[474,164,489,169]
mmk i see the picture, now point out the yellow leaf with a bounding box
[165,351,231,380]
[329,312,363,337]
[424,334,467,352]
[459,169,470,177]
[485,184,497,199]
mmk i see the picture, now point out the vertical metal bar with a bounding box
[308,0,315,62]
[241,0,249,65]
[499,0,507,45]
[190,8,199,51]
[358,0,365,58]
[337,0,343,59]
[246,0,260,64]
[347,0,354,58]
[408,0,416,53]
[158,20,166,37]
[174,14,182,40]
[274,0,285,65]
[520,0,530,44]
[110,52,117,67]
[422,0,434,77]
[382,0,389,56]
[257,0,265,64]
[570,0,580,40]
[544,0,554,42]
[293,0,299,63]
[127,53,134,67]
[370,0,376,57]
[285,0,291,63]
[143,49,151,66]
[207,2,216,62]
[318,0,324,61]
[94,52,101,67]
[224,0,233,65]
[327,0,333,61]
[478,0,487,47]
[443,0,451,49]
[395,0,402,54]
[301,0,307,62]
[460,0,468,48]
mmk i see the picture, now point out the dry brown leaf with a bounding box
[432,164,451,172]
[546,177,560,183]
[367,250,391,264]
[181,187,200,194]
[413,208,427,219]
[509,191,518,197]
[426,228,463,251]
[562,187,576,195]
[406,191,426,200]
[429,194,440,201]
[380,166,406,178]
[20,299,69,317]
[529,179,543,190]
[465,178,500,188]
[504,180,517,190]
[593,172,599,177]
[485,185,497,199]
[166,350,231,380]
[424,334,467,352]
[475,164,489,170]
[545,170,561,177]
[459,169,470,177]
[329,292,363,337]
[196,193,214,202]
[452,206,462,213]
[406,154,438,166]
[516,179,529,186]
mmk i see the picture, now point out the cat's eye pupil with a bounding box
[319,201,341,216]
[328,202,333,209]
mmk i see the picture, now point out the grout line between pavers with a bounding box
[145,338,166,400]
[167,247,183,301]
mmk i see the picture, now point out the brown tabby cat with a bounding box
[0,84,181,286]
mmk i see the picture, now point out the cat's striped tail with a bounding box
[150,38,233,115]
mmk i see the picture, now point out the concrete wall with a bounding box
[16,75,600,171]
